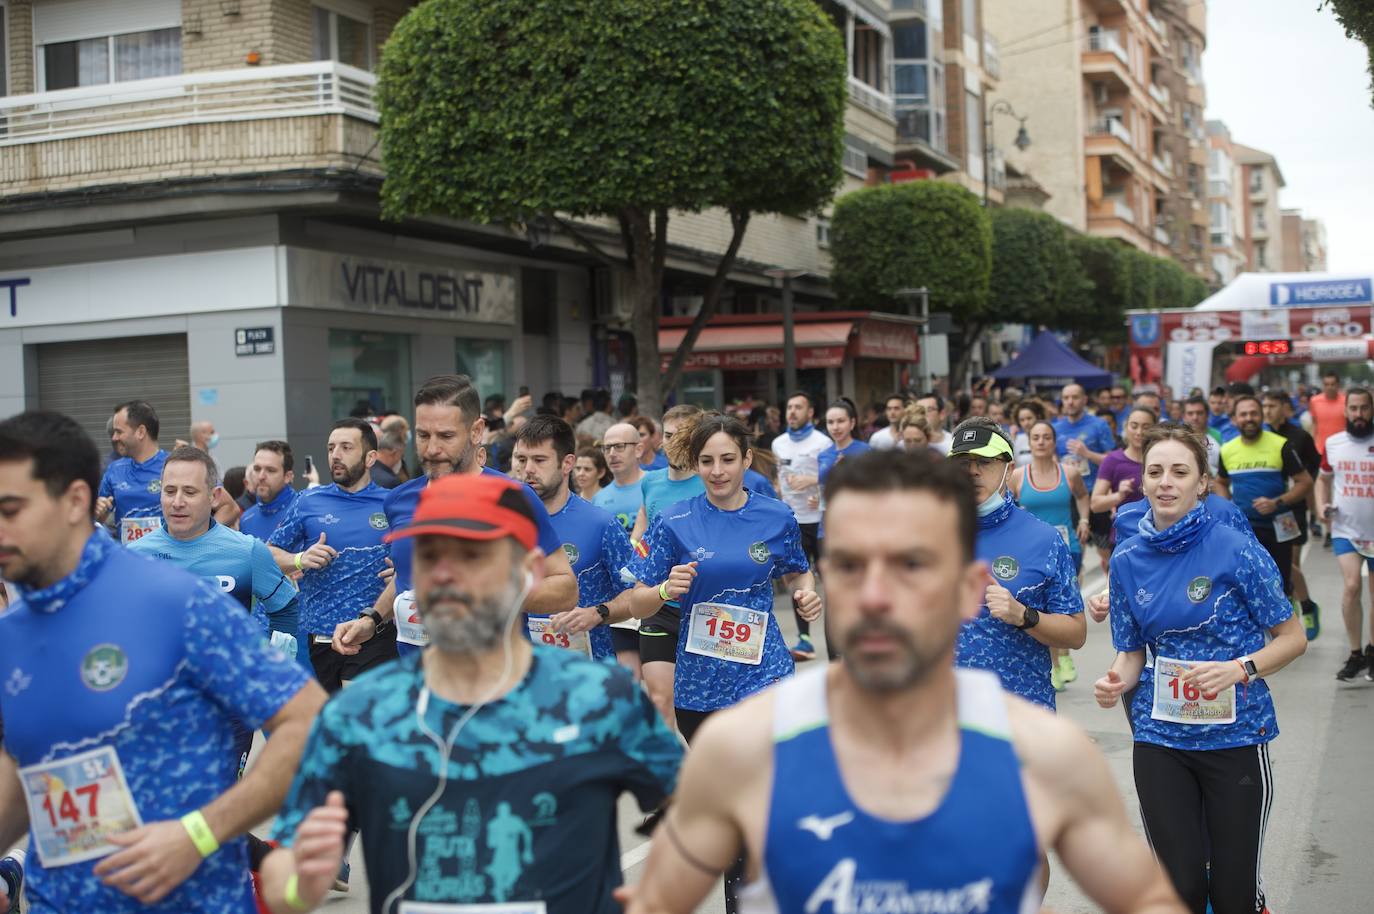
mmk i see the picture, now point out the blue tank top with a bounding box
[741,667,1040,914]
[1017,462,1078,554]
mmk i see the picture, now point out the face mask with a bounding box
[975,463,1010,517]
[207,433,220,450]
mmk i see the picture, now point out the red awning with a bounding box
[658,320,856,372]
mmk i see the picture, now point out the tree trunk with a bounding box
[950,321,986,390]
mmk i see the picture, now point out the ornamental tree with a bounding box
[377,0,848,414]
[988,208,1092,332]
[830,181,992,383]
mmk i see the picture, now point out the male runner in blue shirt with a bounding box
[268,419,394,692]
[1053,384,1115,490]
[512,415,636,662]
[329,375,577,660]
[95,400,168,545]
[0,410,324,914]
[239,441,298,543]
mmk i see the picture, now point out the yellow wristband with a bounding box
[284,873,311,912]
[180,810,219,859]
[294,551,305,572]
[657,581,670,602]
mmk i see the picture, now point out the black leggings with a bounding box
[1133,742,1273,914]
[1252,525,1294,597]
[675,707,746,914]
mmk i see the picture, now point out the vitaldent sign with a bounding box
[1270,278,1372,307]
[287,248,516,325]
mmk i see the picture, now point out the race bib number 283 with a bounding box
[21,745,144,867]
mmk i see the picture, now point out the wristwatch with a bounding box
[595,603,611,623]
[1016,607,1040,630]
[1239,655,1258,681]
[360,608,388,631]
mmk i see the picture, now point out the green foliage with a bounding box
[1152,257,1186,309]
[988,208,1091,328]
[1069,234,1130,342]
[376,0,848,224]
[1118,247,1158,312]
[1323,0,1374,107]
[1183,275,1210,307]
[829,181,992,318]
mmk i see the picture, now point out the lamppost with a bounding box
[895,287,931,394]
[983,99,1031,208]
[763,268,812,396]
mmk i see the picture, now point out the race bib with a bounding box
[119,516,161,545]
[399,903,547,913]
[1355,539,1374,559]
[1151,657,1236,725]
[1272,510,1301,544]
[685,603,767,665]
[21,746,143,867]
[394,590,429,647]
[526,616,592,657]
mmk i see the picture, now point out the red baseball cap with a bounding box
[383,473,538,551]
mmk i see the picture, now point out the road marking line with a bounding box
[621,838,653,870]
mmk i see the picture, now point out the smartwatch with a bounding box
[1240,655,1258,681]
[1016,607,1040,630]
[595,603,611,623]
[360,608,388,631]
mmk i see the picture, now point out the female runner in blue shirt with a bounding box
[629,413,822,743]
[1094,425,1306,914]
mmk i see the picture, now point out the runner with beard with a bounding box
[625,449,1183,914]
[1318,387,1374,681]
[511,415,636,662]
[329,376,576,660]
[267,419,394,692]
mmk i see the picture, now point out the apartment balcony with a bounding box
[1144,11,1169,52]
[1152,150,1174,176]
[1086,118,1141,175]
[848,76,895,121]
[983,33,1001,82]
[1090,118,1133,146]
[1154,225,1171,246]
[1208,179,1232,199]
[1249,181,1268,201]
[1084,31,1132,89]
[0,61,381,197]
[1088,194,1154,251]
[1148,81,1171,110]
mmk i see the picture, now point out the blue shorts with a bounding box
[1333,537,1374,568]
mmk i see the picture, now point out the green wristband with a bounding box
[180,810,219,858]
[658,581,670,602]
[294,552,305,572]
[284,873,311,912]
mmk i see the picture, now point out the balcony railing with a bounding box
[1104,196,1135,222]
[848,76,895,120]
[0,60,377,146]
[1148,82,1171,109]
[1208,180,1232,198]
[1086,30,1130,68]
[983,32,1001,81]
[1152,151,1173,175]
[1146,12,1168,41]
[1089,118,1133,146]
[1154,226,1170,245]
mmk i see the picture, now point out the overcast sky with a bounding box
[1204,0,1373,273]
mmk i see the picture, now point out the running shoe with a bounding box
[1324,530,1333,549]
[0,854,24,914]
[1059,654,1078,684]
[1051,665,1065,692]
[1336,650,1366,681]
[789,634,816,662]
[1301,600,1321,641]
[1365,645,1374,683]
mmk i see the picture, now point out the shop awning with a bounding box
[659,320,856,372]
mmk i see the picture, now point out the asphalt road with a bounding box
[302,541,1374,913]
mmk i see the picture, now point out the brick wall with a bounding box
[7,0,34,94]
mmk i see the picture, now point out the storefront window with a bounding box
[679,371,721,410]
[329,329,411,419]
[455,339,509,403]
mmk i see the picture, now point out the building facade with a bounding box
[1279,211,1329,273]
[1205,120,1246,286]
[1234,144,1285,273]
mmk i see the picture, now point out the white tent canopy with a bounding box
[1195,272,1372,312]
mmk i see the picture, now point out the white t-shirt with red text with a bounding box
[1321,430,1374,541]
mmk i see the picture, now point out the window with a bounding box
[965,91,983,182]
[1249,170,1263,194]
[313,4,372,70]
[851,24,886,90]
[455,339,509,402]
[1256,242,1268,268]
[1,4,7,97]
[329,330,412,419]
[962,0,977,37]
[816,219,833,249]
[843,144,868,178]
[892,17,946,152]
[42,27,180,90]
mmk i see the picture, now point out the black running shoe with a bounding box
[1336,651,1366,681]
[1365,645,1374,682]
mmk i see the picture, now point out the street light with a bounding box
[983,99,1031,208]
[763,268,812,396]
[895,287,932,394]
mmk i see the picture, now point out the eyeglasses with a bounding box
[601,442,635,454]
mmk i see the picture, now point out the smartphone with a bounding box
[304,455,315,476]
[519,385,530,397]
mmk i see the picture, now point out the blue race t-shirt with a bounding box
[816,440,870,539]
[743,468,777,499]
[1114,493,1254,546]
[640,470,704,525]
[98,450,168,545]
[239,485,299,544]
[0,530,311,914]
[955,499,1083,710]
[641,451,670,472]
[268,483,391,637]
[592,478,644,533]
[628,491,808,712]
[1110,505,1292,750]
[131,520,297,632]
[534,493,634,661]
[1053,414,1115,488]
[270,649,681,914]
[386,468,563,656]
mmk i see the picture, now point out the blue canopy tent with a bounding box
[990,332,1112,389]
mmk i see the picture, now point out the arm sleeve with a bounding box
[266,500,306,552]
[1280,441,1305,478]
[1093,424,1116,454]
[774,514,810,577]
[1108,558,1145,652]
[268,705,356,845]
[627,514,675,586]
[250,539,299,615]
[98,469,113,498]
[1236,537,1293,629]
[181,578,312,731]
[1041,534,1084,616]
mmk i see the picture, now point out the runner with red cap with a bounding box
[260,472,681,914]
